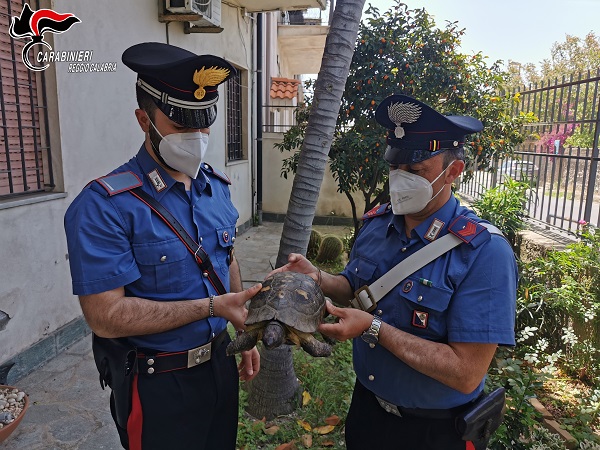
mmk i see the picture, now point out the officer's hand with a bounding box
[267,253,319,284]
[213,283,262,331]
[238,347,260,382]
[318,301,373,341]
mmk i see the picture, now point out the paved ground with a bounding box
[2,221,348,449]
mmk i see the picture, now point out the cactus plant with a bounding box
[307,229,323,260]
[316,235,344,263]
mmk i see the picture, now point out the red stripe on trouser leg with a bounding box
[127,375,143,450]
[466,441,476,450]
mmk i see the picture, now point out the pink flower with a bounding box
[578,219,588,225]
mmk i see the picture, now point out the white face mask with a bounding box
[148,119,209,178]
[389,162,454,215]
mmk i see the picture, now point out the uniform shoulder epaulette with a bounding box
[362,203,392,221]
[201,162,231,185]
[448,215,491,248]
[91,171,143,197]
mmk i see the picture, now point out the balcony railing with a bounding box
[279,8,328,26]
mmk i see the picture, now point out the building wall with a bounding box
[261,133,365,219]
[0,0,254,379]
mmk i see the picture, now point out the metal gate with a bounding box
[459,69,600,235]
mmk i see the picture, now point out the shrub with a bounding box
[518,224,600,383]
[472,177,530,247]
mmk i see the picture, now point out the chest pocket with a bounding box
[132,238,190,294]
[214,224,236,276]
[395,276,453,340]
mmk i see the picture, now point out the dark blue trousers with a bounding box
[345,380,477,450]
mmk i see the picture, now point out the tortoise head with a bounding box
[262,321,285,350]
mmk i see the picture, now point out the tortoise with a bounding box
[226,272,332,357]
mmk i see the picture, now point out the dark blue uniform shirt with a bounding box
[65,145,238,352]
[341,196,517,409]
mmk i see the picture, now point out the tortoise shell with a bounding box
[246,272,325,333]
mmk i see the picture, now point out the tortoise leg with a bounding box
[320,332,337,347]
[226,329,259,356]
[299,334,332,357]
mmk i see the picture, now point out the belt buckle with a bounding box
[352,286,377,312]
[187,342,211,368]
[376,396,402,417]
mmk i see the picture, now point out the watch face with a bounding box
[361,331,378,345]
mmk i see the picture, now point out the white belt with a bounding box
[351,224,502,312]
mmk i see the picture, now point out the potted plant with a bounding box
[0,363,29,443]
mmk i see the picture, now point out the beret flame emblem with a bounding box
[193,66,231,100]
[388,102,421,139]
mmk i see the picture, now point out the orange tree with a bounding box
[278,1,535,237]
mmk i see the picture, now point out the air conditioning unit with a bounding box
[190,0,221,27]
[166,0,221,27]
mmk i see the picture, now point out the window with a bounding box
[0,0,53,198]
[226,69,244,162]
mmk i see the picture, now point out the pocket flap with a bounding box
[133,238,187,265]
[346,256,378,282]
[215,224,236,247]
[399,276,453,312]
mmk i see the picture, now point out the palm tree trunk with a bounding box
[245,346,299,420]
[275,0,366,268]
[246,0,366,419]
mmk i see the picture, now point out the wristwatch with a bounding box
[361,315,382,347]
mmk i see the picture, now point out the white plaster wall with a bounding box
[0,198,80,357]
[54,1,254,222]
[261,133,365,218]
[0,0,254,362]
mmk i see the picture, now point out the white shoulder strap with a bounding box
[350,223,503,311]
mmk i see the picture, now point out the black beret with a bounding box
[374,94,483,164]
[122,42,236,129]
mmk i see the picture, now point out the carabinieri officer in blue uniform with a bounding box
[273,94,517,450]
[64,43,261,450]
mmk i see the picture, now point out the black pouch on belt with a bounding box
[455,387,506,448]
[92,333,138,429]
